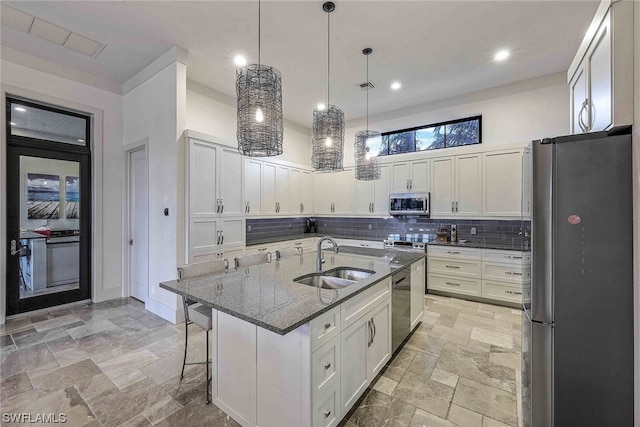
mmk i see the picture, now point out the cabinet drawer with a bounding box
[428,274,481,297]
[482,280,528,304]
[427,245,481,259]
[312,382,340,427]
[244,243,280,255]
[427,257,481,278]
[482,249,530,265]
[280,238,314,248]
[341,279,391,330]
[310,306,341,352]
[482,262,530,283]
[312,335,340,401]
[349,239,383,249]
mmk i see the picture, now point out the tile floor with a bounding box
[0,295,522,427]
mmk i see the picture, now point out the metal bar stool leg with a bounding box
[181,297,189,380]
[206,330,210,404]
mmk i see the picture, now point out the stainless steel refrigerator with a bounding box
[522,126,634,427]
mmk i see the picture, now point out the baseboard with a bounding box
[93,287,122,303]
[145,298,184,324]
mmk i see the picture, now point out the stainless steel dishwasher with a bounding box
[391,266,411,353]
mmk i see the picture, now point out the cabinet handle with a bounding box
[221,231,224,245]
[578,99,589,133]
[324,362,331,370]
[505,255,523,260]
[216,199,220,213]
[451,201,454,213]
[445,282,461,287]
[371,202,374,212]
[245,201,249,213]
[216,231,221,245]
[371,317,376,342]
[447,251,460,255]
[367,320,373,347]
[445,265,460,269]
[221,201,224,214]
[504,271,523,276]
[586,97,593,132]
[324,323,331,330]
[455,201,458,212]
[258,248,267,252]
[324,410,331,419]
[410,179,413,189]
[248,201,251,213]
[505,290,523,296]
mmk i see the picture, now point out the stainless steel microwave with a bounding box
[389,193,430,216]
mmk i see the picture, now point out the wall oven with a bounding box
[389,193,430,216]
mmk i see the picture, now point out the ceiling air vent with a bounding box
[356,81,375,91]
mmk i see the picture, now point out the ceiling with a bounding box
[1,1,600,129]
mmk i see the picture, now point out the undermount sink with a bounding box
[294,267,375,289]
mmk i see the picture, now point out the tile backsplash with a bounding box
[246,216,530,247]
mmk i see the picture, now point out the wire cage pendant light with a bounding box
[236,0,283,157]
[355,48,381,181]
[312,1,345,173]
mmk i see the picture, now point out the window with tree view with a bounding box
[370,116,481,156]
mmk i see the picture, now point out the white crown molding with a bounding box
[0,45,121,94]
[121,46,189,95]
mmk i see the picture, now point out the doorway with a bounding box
[128,146,148,303]
[6,97,92,315]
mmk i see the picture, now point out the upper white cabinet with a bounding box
[244,160,262,215]
[315,168,355,215]
[431,154,481,217]
[391,159,429,192]
[482,149,524,217]
[568,0,633,134]
[300,171,314,215]
[355,165,391,216]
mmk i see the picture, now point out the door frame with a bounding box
[123,140,149,301]
[1,85,105,324]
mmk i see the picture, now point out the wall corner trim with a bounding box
[122,46,189,95]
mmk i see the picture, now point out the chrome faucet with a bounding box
[316,236,338,272]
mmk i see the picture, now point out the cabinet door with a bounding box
[340,316,368,413]
[244,159,262,215]
[219,147,243,216]
[522,148,532,219]
[354,179,373,215]
[455,154,482,216]
[367,300,391,381]
[390,162,410,192]
[189,217,219,261]
[47,242,80,286]
[276,165,290,215]
[334,168,354,214]
[190,140,218,217]
[430,157,454,217]
[410,160,429,192]
[314,173,334,214]
[483,150,522,217]
[220,218,244,249]
[570,65,587,134]
[289,168,301,215]
[300,171,314,215]
[262,162,277,215]
[410,259,425,331]
[587,14,612,132]
[372,164,391,216]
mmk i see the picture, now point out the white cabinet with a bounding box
[276,165,290,214]
[568,1,633,134]
[289,168,301,214]
[47,241,79,286]
[244,159,262,215]
[186,137,245,263]
[355,164,390,216]
[482,149,524,217]
[314,168,354,215]
[300,171,314,215]
[391,159,429,192]
[410,258,425,331]
[262,162,278,215]
[431,154,481,217]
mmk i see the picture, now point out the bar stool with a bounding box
[233,252,272,268]
[177,258,227,404]
[275,246,303,260]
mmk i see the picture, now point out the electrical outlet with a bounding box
[247,225,251,232]
[368,224,372,230]
[470,227,477,235]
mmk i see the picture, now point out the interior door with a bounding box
[6,98,92,315]
[129,147,148,302]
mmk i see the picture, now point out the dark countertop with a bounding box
[160,247,425,335]
[426,240,530,252]
[20,231,47,240]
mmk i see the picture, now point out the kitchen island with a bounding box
[160,247,425,427]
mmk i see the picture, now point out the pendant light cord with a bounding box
[366,53,369,132]
[258,0,261,66]
[327,9,330,108]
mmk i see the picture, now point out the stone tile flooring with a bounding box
[0,295,522,426]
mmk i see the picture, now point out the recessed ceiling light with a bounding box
[14,106,26,112]
[494,49,510,61]
[390,82,402,90]
[234,55,247,66]
[316,103,326,111]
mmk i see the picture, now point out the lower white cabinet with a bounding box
[47,241,79,286]
[210,278,391,427]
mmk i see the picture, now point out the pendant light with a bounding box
[236,0,283,157]
[354,48,381,181]
[312,1,344,173]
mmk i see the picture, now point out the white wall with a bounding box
[123,61,186,323]
[186,80,312,167]
[633,2,639,425]
[343,74,568,164]
[1,60,123,323]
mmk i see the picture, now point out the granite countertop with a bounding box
[160,247,425,335]
[426,240,530,252]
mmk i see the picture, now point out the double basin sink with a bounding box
[294,267,375,289]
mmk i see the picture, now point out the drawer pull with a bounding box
[324,362,331,370]
[324,410,332,418]
[505,255,523,259]
[447,251,461,255]
[258,248,267,252]
[324,323,332,330]
[445,282,461,287]
[504,271,523,276]
[445,265,460,269]
[505,290,523,295]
